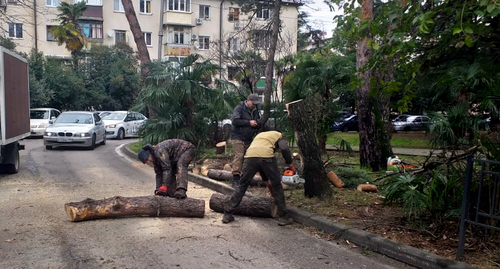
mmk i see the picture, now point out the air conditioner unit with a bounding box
[191,34,198,41]
[196,18,203,25]
[234,22,242,29]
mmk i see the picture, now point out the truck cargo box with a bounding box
[0,47,30,146]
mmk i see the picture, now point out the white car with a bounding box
[43,111,106,150]
[102,111,147,139]
[30,108,61,137]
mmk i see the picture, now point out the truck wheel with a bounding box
[4,146,20,174]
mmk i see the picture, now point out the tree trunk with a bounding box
[356,0,376,170]
[207,169,266,186]
[209,193,277,218]
[260,0,281,130]
[286,99,331,198]
[121,0,151,78]
[64,196,205,222]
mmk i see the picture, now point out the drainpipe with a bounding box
[34,0,38,50]
[158,0,165,60]
[219,0,224,79]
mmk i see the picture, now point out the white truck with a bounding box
[0,47,30,174]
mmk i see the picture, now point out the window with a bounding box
[8,23,22,38]
[198,36,209,50]
[46,0,59,7]
[167,26,189,45]
[253,31,269,49]
[228,7,239,22]
[140,0,152,14]
[256,7,271,20]
[144,32,152,46]
[166,56,186,68]
[7,0,18,4]
[227,66,238,81]
[115,30,126,43]
[199,5,209,19]
[79,21,103,39]
[168,0,190,12]
[46,26,56,41]
[228,37,240,52]
[113,0,124,12]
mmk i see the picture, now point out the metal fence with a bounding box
[457,156,500,260]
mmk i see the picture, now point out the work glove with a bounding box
[288,164,297,174]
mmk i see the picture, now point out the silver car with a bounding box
[102,111,147,140]
[43,111,106,150]
[392,115,430,132]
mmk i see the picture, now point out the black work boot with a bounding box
[232,174,240,188]
[174,188,187,199]
[222,212,235,224]
[277,214,294,226]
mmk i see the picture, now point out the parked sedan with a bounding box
[102,111,147,140]
[392,115,430,132]
[333,114,358,132]
[43,111,106,150]
[30,108,60,137]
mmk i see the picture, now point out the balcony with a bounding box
[163,11,192,27]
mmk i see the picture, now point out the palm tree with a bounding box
[50,2,87,68]
[133,54,236,146]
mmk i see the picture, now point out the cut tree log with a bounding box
[207,169,266,186]
[215,141,226,154]
[209,193,277,218]
[64,196,205,222]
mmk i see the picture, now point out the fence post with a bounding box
[457,155,474,260]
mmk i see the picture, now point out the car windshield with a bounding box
[103,112,127,121]
[393,115,410,122]
[30,110,49,120]
[55,113,93,124]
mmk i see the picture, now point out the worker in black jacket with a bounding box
[230,93,261,187]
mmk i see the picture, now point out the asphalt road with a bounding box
[0,138,412,269]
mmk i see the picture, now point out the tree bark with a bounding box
[209,193,277,218]
[356,0,376,170]
[207,169,266,186]
[65,196,205,222]
[260,0,281,130]
[286,99,331,198]
[121,0,151,78]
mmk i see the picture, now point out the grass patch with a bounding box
[129,141,143,153]
[327,132,432,149]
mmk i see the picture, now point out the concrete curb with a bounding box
[120,143,475,269]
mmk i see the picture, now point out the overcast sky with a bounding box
[299,0,342,38]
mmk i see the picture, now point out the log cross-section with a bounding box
[64,196,205,222]
[209,193,277,218]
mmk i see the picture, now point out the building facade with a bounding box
[2,0,300,84]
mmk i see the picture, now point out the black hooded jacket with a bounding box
[230,101,260,143]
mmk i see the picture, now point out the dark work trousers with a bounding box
[154,147,196,195]
[225,157,288,217]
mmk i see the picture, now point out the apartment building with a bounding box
[2,0,300,82]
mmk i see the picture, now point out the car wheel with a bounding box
[342,126,349,132]
[89,134,96,150]
[100,135,106,145]
[404,126,411,132]
[117,128,125,140]
[46,145,52,150]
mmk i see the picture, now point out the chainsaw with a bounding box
[281,169,305,185]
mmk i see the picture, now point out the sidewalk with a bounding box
[120,143,475,269]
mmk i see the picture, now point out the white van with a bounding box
[30,108,61,137]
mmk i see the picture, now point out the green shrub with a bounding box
[332,166,372,189]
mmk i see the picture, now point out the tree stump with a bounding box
[287,99,331,197]
[64,196,205,222]
[209,193,277,218]
[215,141,226,154]
[207,169,266,186]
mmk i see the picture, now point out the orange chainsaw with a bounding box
[281,169,305,185]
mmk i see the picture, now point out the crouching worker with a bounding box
[222,131,297,226]
[138,139,196,199]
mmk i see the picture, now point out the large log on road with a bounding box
[65,196,205,222]
[207,169,266,186]
[209,193,277,218]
